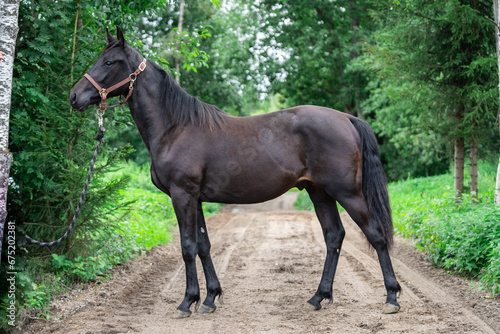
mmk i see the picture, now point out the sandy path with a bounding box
[24,193,500,333]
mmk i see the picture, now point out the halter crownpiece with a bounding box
[84,57,147,112]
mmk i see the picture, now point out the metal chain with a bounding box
[25,115,106,247]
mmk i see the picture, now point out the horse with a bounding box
[70,27,401,318]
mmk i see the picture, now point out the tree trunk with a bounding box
[470,138,478,203]
[175,0,185,86]
[494,0,500,204]
[0,0,20,263]
[454,137,465,200]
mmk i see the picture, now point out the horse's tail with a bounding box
[348,116,393,250]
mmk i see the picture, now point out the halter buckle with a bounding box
[138,60,147,72]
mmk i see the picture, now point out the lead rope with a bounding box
[25,113,106,247]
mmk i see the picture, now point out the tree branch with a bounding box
[484,15,500,29]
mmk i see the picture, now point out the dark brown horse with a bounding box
[70,28,401,318]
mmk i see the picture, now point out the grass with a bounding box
[389,161,500,294]
[293,160,500,295]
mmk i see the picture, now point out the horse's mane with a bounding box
[149,61,227,130]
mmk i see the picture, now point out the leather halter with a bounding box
[84,57,147,112]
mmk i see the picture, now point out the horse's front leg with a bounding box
[196,203,223,313]
[170,186,200,318]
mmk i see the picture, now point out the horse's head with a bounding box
[70,27,143,111]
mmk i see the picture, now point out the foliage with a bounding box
[169,26,212,74]
[365,0,498,179]
[293,192,314,212]
[363,80,451,181]
[256,0,375,115]
[51,254,112,281]
[3,1,146,327]
[389,161,500,294]
[9,0,158,257]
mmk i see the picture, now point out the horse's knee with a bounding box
[197,235,211,258]
[181,240,198,262]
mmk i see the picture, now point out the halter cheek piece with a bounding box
[84,57,147,117]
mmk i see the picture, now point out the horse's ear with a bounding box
[106,28,117,44]
[116,26,127,47]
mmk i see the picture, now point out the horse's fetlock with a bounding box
[320,290,332,301]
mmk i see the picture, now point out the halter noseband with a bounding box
[84,57,147,113]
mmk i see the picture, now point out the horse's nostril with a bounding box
[70,92,77,105]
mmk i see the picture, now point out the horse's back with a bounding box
[194,105,363,203]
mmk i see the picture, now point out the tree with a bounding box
[246,0,375,116]
[178,0,265,115]
[366,0,498,195]
[0,0,20,262]
[494,0,500,204]
[8,0,164,257]
[362,80,451,181]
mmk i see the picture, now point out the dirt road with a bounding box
[25,193,500,333]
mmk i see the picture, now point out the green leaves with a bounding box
[51,254,112,281]
[256,0,375,111]
[51,254,74,270]
[389,161,500,295]
[9,0,152,258]
[169,26,212,74]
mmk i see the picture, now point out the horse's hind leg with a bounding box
[337,194,401,314]
[196,203,223,313]
[304,185,345,311]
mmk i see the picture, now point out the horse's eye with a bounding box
[104,61,113,66]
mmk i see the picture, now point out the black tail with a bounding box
[349,117,393,250]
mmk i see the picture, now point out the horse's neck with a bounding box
[128,82,170,154]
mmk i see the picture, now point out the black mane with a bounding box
[149,61,227,129]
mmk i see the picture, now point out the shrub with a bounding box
[389,161,500,295]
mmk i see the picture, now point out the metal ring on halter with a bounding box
[129,74,136,89]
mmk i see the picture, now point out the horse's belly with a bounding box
[199,167,299,204]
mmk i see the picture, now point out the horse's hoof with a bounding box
[303,302,321,311]
[198,304,216,314]
[382,303,400,314]
[172,309,192,319]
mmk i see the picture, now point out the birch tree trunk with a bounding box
[0,0,20,262]
[494,0,500,204]
[175,0,185,86]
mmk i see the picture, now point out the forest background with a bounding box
[1,0,500,329]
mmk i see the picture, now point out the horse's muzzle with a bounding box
[70,91,92,111]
